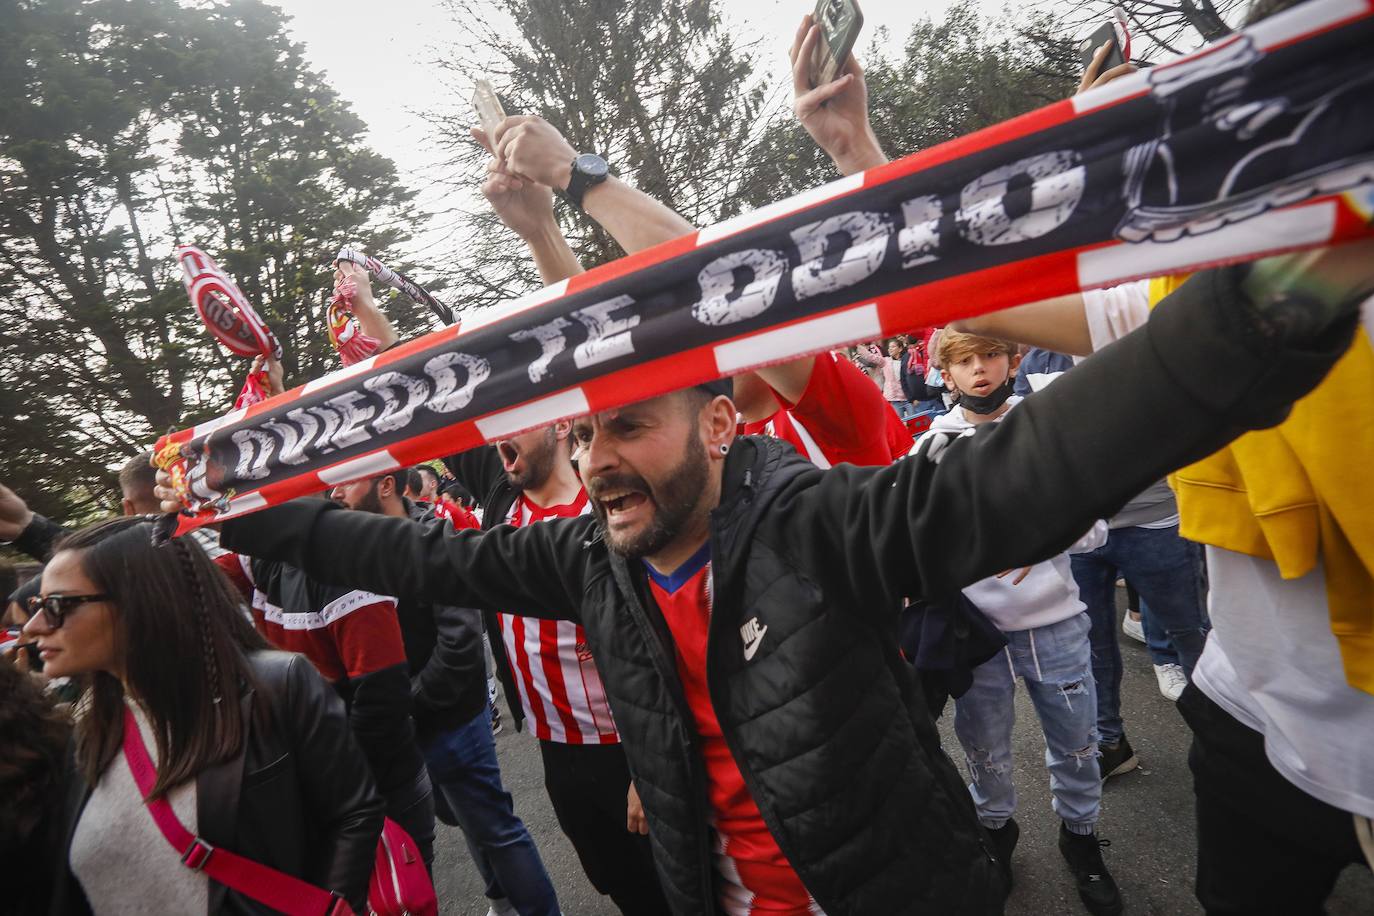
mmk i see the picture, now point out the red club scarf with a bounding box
[177,245,282,409]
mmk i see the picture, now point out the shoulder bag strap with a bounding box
[121,706,350,916]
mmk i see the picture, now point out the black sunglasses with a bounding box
[27,593,111,629]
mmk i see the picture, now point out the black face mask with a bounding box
[955,376,1015,415]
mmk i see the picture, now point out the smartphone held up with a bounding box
[472,79,507,139]
[1077,6,1131,72]
[810,0,863,88]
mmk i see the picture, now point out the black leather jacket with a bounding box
[47,651,385,915]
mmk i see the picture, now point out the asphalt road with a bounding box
[432,604,1374,915]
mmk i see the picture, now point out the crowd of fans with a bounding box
[2,2,1372,915]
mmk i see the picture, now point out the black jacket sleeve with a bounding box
[278,653,385,911]
[12,513,67,563]
[221,501,590,623]
[778,265,1357,612]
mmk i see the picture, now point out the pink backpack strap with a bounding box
[121,706,352,916]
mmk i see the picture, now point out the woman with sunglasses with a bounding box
[23,517,384,914]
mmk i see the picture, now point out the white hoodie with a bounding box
[914,397,1108,633]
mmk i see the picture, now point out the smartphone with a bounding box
[1077,8,1130,72]
[471,79,507,140]
[810,0,864,88]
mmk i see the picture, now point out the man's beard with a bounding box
[354,481,385,515]
[505,430,558,490]
[590,429,709,560]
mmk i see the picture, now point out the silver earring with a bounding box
[719,444,730,456]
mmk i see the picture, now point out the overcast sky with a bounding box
[264,0,995,258]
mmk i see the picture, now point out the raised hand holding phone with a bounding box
[790,11,885,176]
[1077,8,1137,93]
[471,79,506,138]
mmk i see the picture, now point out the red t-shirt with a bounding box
[743,352,910,468]
[646,546,821,915]
[498,490,619,745]
[430,496,481,530]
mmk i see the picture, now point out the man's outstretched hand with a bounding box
[152,468,181,515]
[0,483,34,543]
[790,13,887,176]
[1077,40,1138,95]
[1242,239,1374,342]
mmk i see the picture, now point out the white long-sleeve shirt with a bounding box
[918,397,1108,632]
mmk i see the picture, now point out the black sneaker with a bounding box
[986,818,1020,896]
[1098,737,1138,781]
[1058,824,1124,916]
[490,704,503,736]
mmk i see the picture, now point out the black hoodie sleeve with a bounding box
[776,265,1357,612]
[221,501,591,623]
[11,513,67,563]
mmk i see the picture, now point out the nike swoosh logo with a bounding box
[743,626,768,661]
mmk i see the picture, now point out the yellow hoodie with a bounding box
[1153,276,1374,695]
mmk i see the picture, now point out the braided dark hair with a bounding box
[172,536,223,705]
[57,518,268,798]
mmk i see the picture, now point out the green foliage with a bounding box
[0,0,426,523]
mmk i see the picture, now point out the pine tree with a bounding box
[0,0,425,520]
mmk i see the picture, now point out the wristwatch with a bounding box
[563,153,610,210]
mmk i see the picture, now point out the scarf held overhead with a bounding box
[177,245,283,409]
[155,0,1374,528]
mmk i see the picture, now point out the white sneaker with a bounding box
[1154,663,1188,702]
[1122,612,1145,644]
[486,899,519,916]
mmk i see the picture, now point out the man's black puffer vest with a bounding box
[586,436,1000,915]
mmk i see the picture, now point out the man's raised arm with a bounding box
[202,496,590,623]
[785,254,1368,611]
[492,114,822,411]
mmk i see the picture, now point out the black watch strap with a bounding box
[564,154,609,210]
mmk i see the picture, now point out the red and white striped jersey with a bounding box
[498,490,619,745]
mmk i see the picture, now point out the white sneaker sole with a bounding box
[1122,614,1146,644]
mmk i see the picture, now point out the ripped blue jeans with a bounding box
[953,611,1101,833]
